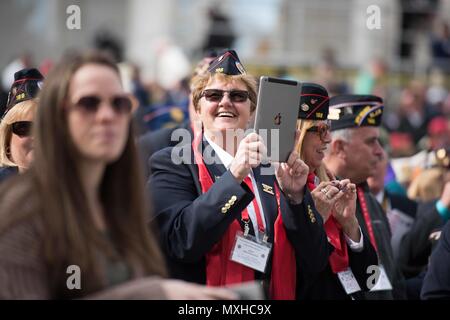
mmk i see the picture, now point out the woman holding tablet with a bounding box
[149,50,330,299]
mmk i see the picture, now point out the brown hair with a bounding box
[190,72,258,113]
[0,52,166,298]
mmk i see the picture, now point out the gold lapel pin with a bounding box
[262,183,274,195]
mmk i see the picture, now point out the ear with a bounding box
[331,139,347,159]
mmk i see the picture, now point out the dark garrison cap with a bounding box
[298,82,329,120]
[4,68,44,118]
[207,50,246,75]
[328,94,384,131]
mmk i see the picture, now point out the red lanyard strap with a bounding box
[357,186,378,252]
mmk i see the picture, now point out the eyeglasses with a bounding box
[306,120,331,142]
[71,95,134,114]
[201,89,249,103]
[11,121,33,137]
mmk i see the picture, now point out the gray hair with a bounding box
[330,128,354,142]
[324,128,354,156]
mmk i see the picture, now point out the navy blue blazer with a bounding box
[148,141,330,298]
[421,220,450,299]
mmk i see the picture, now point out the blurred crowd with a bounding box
[0,10,449,301]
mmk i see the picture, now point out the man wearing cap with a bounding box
[149,50,329,299]
[0,68,43,182]
[295,84,379,299]
[324,94,406,299]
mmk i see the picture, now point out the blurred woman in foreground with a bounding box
[0,51,235,300]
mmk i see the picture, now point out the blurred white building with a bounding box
[0,0,448,86]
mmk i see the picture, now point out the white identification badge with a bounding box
[337,268,361,295]
[230,232,272,273]
[370,264,393,291]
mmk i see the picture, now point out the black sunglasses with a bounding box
[11,121,33,137]
[201,89,249,103]
[71,95,133,114]
[307,120,331,142]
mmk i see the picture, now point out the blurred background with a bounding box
[1,0,450,168]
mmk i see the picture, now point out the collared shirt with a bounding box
[345,227,364,252]
[205,134,267,241]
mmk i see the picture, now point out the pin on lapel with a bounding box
[262,183,274,195]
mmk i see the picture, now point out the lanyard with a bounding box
[357,186,378,252]
[242,176,266,236]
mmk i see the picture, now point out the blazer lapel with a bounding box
[253,165,278,242]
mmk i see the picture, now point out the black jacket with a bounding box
[148,141,330,299]
[138,121,192,179]
[304,229,378,300]
[357,183,407,300]
[421,220,450,299]
[398,200,445,278]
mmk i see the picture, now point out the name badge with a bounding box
[230,232,272,273]
[369,264,393,292]
[337,268,361,295]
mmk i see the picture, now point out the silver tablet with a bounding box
[254,76,302,162]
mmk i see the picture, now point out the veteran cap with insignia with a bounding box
[298,82,329,120]
[192,48,223,78]
[207,49,246,75]
[328,94,384,131]
[4,68,44,118]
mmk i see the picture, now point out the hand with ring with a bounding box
[332,179,360,241]
[310,181,344,221]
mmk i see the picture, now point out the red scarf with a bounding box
[306,173,349,273]
[193,130,296,299]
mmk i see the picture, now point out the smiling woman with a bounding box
[149,50,330,300]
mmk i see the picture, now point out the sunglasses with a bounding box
[201,89,249,103]
[71,95,134,114]
[11,121,33,137]
[306,120,331,142]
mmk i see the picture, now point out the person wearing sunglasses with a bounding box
[294,83,377,299]
[0,68,43,182]
[0,52,237,300]
[149,50,330,299]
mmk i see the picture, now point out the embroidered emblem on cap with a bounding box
[301,103,310,112]
[328,108,341,120]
